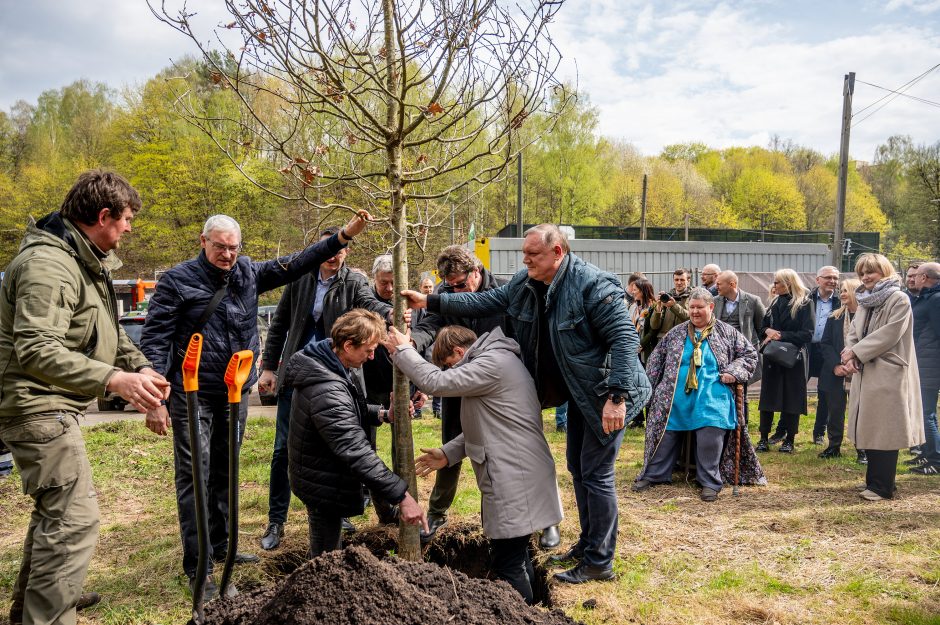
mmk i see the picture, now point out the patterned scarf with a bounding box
[855,276,901,310]
[685,318,716,393]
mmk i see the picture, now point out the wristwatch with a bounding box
[608,393,626,405]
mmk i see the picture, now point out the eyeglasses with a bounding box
[445,273,471,290]
[207,240,242,254]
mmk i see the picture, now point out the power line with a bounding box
[852,63,938,115]
[852,63,940,127]
[856,79,940,109]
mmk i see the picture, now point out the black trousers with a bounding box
[307,507,343,558]
[428,396,464,518]
[168,389,248,579]
[812,389,831,439]
[490,534,535,605]
[760,411,799,442]
[825,389,847,449]
[864,450,899,499]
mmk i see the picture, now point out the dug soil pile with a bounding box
[203,545,581,625]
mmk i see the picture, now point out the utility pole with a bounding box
[516,152,523,237]
[684,212,689,242]
[833,72,855,270]
[640,173,648,240]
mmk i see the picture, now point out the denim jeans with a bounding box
[267,388,294,525]
[565,401,625,568]
[921,385,940,465]
[168,389,248,579]
[555,402,568,428]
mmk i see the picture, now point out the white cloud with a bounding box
[551,0,940,159]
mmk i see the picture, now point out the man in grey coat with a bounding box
[387,324,562,604]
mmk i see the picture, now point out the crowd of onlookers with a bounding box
[2,170,938,623]
[623,258,938,502]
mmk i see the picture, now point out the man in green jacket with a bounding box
[0,170,170,625]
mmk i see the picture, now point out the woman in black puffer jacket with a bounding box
[285,309,427,557]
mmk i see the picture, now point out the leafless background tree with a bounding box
[152,0,570,559]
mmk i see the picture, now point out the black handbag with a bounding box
[760,339,801,368]
[760,307,802,369]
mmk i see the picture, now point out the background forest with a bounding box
[0,58,937,279]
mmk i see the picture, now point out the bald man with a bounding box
[700,264,721,296]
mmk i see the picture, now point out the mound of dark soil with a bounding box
[204,545,580,625]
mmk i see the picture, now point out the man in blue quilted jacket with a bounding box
[140,210,371,598]
[402,224,651,584]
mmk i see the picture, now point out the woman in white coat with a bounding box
[842,253,924,501]
[386,325,562,604]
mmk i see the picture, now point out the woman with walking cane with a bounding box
[633,288,766,501]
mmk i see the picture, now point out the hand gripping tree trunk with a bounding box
[152,0,570,561]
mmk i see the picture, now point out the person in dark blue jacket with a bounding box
[908,262,940,475]
[401,224,651,585]
[140,210,372,597]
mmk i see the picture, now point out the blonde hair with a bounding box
[854,253,897,281]
[773,268,809,318]
[831,278,861,320]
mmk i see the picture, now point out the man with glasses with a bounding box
[905,262,923,297]
[141,211,372,598]
[806,266,840,446]
[908,262,940,475]
[700,264,721,296]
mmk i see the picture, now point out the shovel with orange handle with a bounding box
[218,350,254,599]
[182,335,208,625]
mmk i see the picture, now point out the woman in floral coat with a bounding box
[634,288,766,501]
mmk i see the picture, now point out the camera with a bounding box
[659,293,672,303]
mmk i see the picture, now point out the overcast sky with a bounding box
[1,0,938,162]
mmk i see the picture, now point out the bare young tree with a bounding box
[152,0,569,559]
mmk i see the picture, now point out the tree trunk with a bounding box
[383,0,420,561]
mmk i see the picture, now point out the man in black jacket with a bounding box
[140,211,372,597]
[256,227,392,551]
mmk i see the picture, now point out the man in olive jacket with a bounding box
[402,224,651,584]
[0,171,170,625]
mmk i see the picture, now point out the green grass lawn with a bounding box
[1,405,939,625]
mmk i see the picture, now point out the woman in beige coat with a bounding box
[387,325,563,604]
[842,253,924,501]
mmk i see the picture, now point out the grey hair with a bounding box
[372,254,393,277]
[523,223,570,254]
[816,265,840,277]
[202,214,241,238]
[688,287,715,305]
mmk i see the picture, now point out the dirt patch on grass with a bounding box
[266,522,556,607]
[205,545,579,625]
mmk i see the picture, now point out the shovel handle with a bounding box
[182,334,203,393]
[224,351,255,403]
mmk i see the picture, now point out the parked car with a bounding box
[257,306,279,406]
[97,309,148,411]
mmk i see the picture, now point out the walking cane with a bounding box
[182,334,208,625]
[218,350,254,599]
[733,383,745,496]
